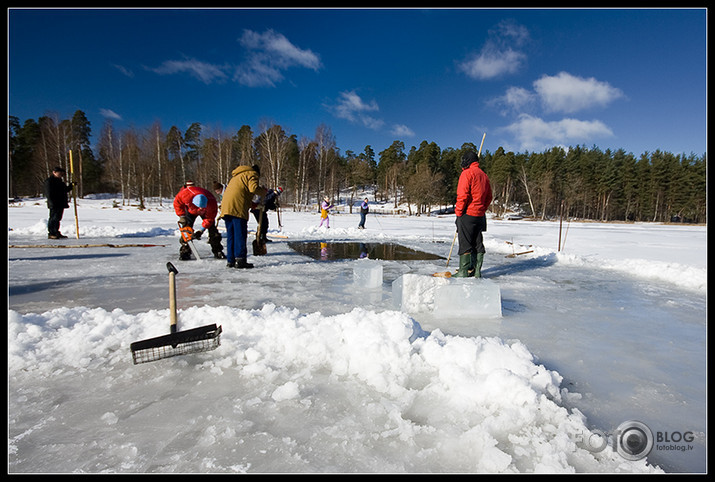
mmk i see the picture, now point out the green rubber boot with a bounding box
[454,253,473,278]
[473,252,484,278]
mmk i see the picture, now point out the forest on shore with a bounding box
[9,110,706,223]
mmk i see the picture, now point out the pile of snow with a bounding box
[8,305,660,473]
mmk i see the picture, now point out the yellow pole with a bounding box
[69,150,80,239]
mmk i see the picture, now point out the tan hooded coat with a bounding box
[220,165,267,220]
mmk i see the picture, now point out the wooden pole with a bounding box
[69,150,80,239]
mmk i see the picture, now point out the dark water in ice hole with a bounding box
[288,241,445,261]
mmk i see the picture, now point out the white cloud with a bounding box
[489,86,536,115]
[149,58,228,84]
[460,48,526,80]
[534,72,624,113]
[504,113,614,151]
[391,124,415,137]
[112,64,134,78]
[459,20,529,80]
[99,109,122,121]
[145,29,320,88]
[329,90,384,130]
[234,29,322,87]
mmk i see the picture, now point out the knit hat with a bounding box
[192,194,208,208]
[461,150,479,169]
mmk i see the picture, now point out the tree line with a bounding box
[9,110,706,223]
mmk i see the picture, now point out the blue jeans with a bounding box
[223,215,248,263]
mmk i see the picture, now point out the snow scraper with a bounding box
[130,262,222,364]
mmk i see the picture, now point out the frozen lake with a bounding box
[8,198,706,473]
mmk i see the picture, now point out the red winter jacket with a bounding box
[455,162,493,217]
[173,185,218,229]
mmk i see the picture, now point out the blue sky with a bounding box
[8,8,707,158]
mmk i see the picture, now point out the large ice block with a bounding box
[353,260,383,289]
[392,274,501,319]
[392,273,448,313]
[434,278,502,319]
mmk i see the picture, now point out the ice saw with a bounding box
[130,262,222,364]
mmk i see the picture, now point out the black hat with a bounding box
[52,166,66,173]
[461,151,478,169]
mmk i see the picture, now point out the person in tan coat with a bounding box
[220,165,267,268]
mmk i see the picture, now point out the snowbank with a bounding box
[8,304,662,473]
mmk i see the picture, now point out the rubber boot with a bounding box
[473,252,484,278]
[453,253,472,278]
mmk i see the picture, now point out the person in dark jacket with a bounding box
[44,166,73,239]
[358,198,369,229]
[454,150,493,277]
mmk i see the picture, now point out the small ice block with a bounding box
[353,260,383,288]
[433,278,502,318]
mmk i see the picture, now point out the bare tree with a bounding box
[257,121,290,192]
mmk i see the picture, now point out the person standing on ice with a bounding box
[220,165,267,269]
[173,181,225,260]
[357,197,369,229]
[43,166,74,239]
[454,150,493,277]
[319,196,334,228]
[249,165,283,245]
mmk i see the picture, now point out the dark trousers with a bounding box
[251,209,269,242]
[456,214,487,255]
[48,207,65,235]
[223,215,248,263]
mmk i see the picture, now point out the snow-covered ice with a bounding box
[7,196,706,473]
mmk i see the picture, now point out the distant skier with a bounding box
[357,198,369,229]
[454,150,493,277]
[173,181,225,260]
[319,196,334,228]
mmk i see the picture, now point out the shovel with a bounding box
[130,262,222,364]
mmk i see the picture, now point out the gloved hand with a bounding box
[192,229,203,240]
[178,216,189,227]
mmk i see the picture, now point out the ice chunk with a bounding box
[353,260,383,289]
[392,273,448,313]
[434,278,502,319]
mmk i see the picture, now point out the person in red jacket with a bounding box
[454,150,493,277]
[173,181,225,260]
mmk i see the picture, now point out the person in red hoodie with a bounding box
[173,181,225,260]
[454,150,493,277]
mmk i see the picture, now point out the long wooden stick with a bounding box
[69,150,80,239]
[9,243,168,248]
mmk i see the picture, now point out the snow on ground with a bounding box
[7,196,707,473]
